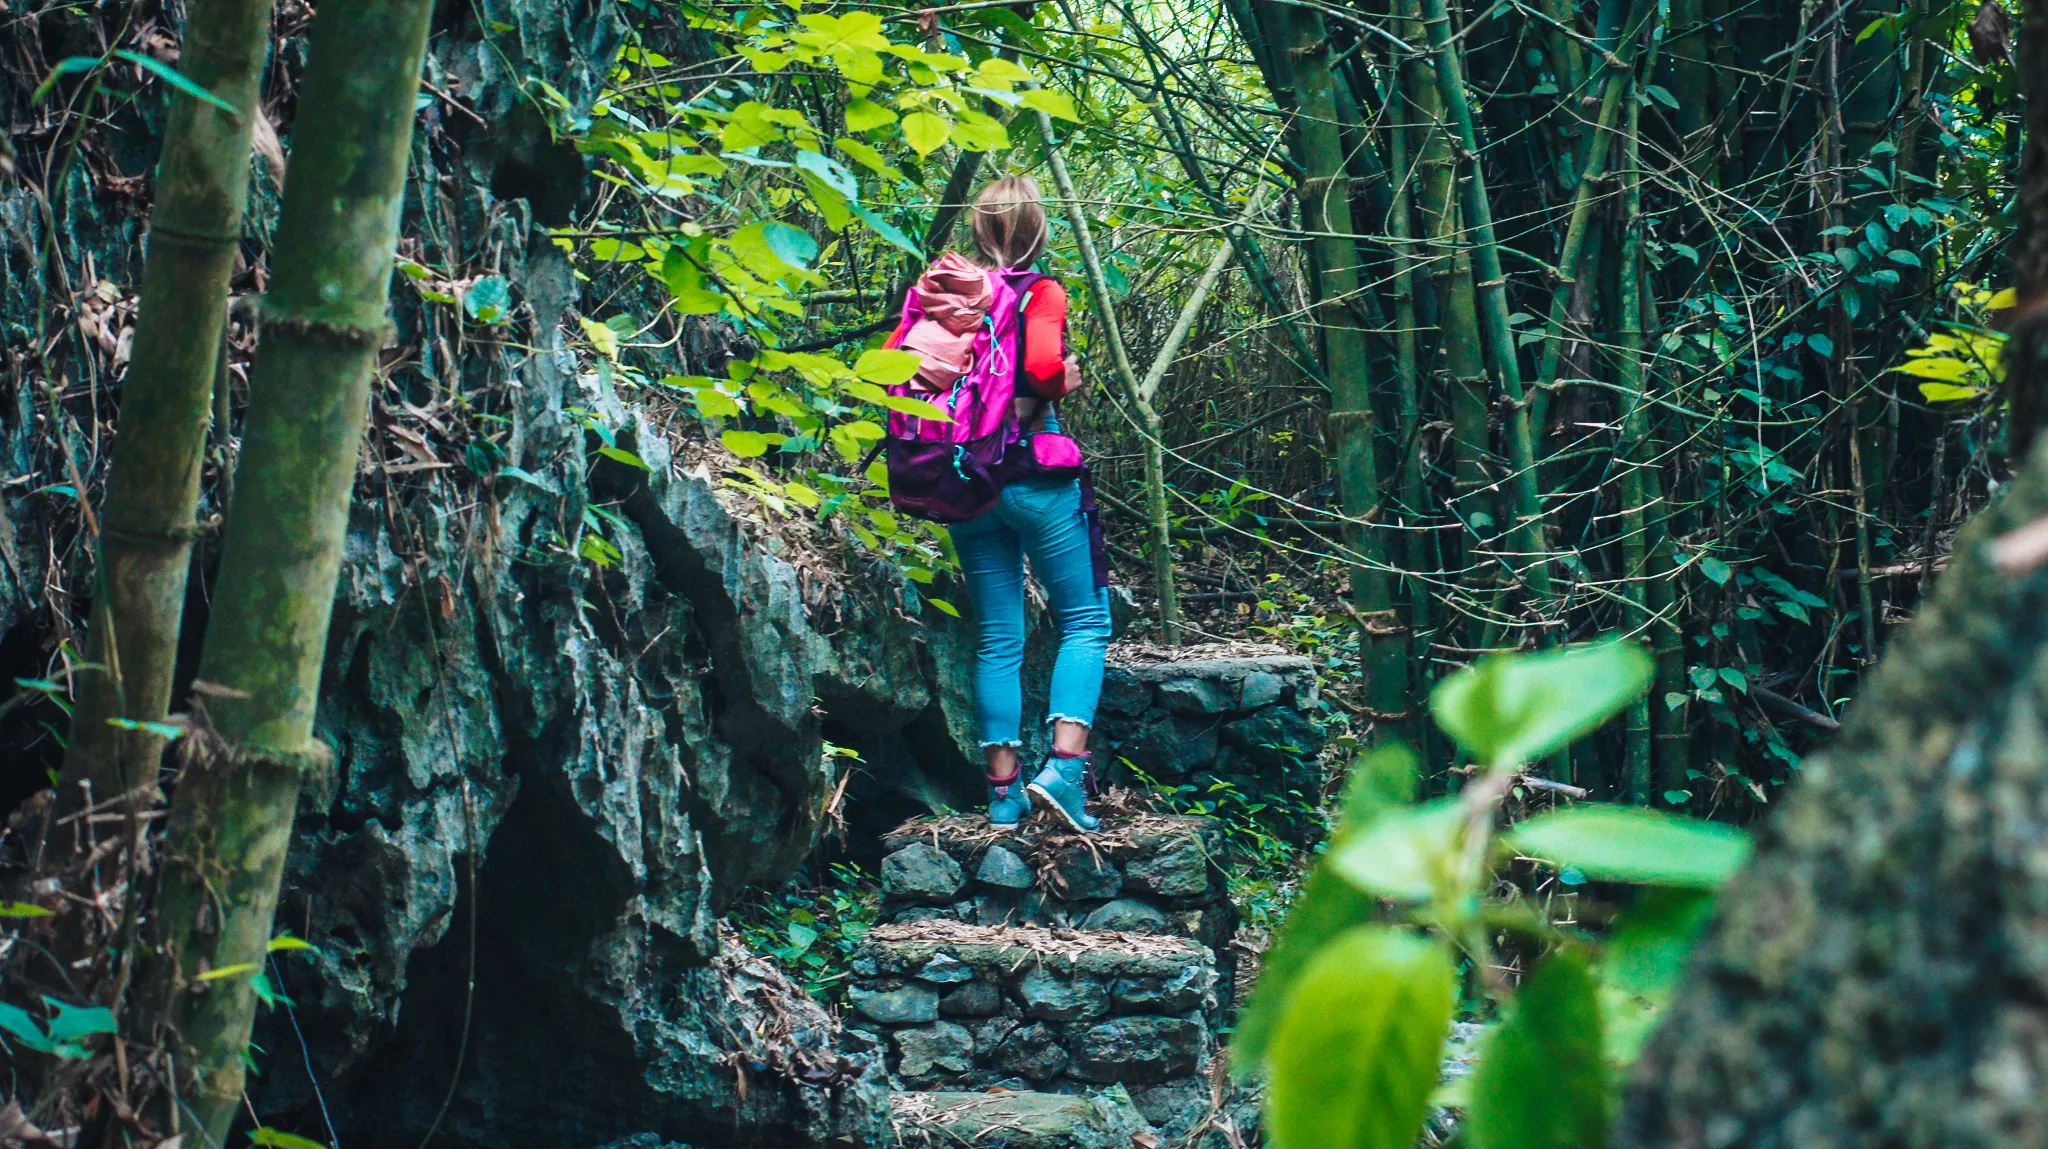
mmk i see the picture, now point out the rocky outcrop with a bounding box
[1093,644,1326,839]
[874,809,1238,1005]
[890,1090,1153,1149]
[2,1,996,1146]
[846,921,1219,1093]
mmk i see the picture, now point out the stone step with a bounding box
[889,1089,1150,1149]
[877,809,1235,970]
[847,920,1218,1094]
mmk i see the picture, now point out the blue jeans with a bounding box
[948,476,1112,751]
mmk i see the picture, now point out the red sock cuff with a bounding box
[1052,748,1091,760]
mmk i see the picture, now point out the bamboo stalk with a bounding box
[1416,0,1552,601]
[1528,0,1658,437]
[141,0,436,1137]
[1257,0,1408,729]
[58,0,277,822]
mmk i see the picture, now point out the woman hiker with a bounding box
[885,175,1111,832]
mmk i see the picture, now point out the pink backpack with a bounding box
[882,258,1042,522]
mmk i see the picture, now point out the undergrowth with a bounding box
[729,861,878,1009]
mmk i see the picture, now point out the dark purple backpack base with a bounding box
[885,432,1010,524]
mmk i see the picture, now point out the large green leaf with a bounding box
[900,111,950,157]
[1334,742,1421,837]
[1267,927,1455,1149]
[1431,640,1654,767]
[1230,862,1378,1074]
[1328,798,1466,902]
[1464,949,1611,1149]
[1507,806,1751,889]
[1234,744,1419,1073]
[1598,888,1716,1066]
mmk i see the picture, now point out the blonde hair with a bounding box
[970,176,1048,269]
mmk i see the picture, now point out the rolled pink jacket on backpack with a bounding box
[896,252,995,392]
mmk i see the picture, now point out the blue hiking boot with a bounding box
[1027,753,1099,832]
[987,775,1030,827]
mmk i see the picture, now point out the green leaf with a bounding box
[899,111,950,157]
[1463,949,1610,1149]
[1919,382,1986,402]
[1699,556,1732,585]
[795,149,859,201]
[853,348,924,387]
[251,1129,329,1149]
[844,97,897,131]
[835,136,907,183]
[722,430,771,458]
[463,274,512,324]
[40,998,117,1043]
[579,316,621,359]
[0,901,53,918]
[115,50,241,112]
[760,222,820,271]
[1807,332,1835,358]
[1231,862,1378,1074]
[597,445,651,470]
[0,1002,56,1054]
[267,933,321,954]
[1333,742,1420,837]
[1507,806,1752,888]
[1599,889,1716,1066]
[196,962,261,982]
[495,465,559,495]
[1019,87,1079,121]
[105,716,185,739]
[926,598,960,617]
[32,56,102,105]
[1327,798,1466,902]
[1431,641,1654,767]
[848,201,926,258]
[1266,927,1455,1149]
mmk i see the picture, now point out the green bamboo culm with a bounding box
[57,0,277,824]
[140,0,435,1136]
[1252,0,1409,732]
[1416,0,1551,602]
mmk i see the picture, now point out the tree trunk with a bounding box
[1619,428,2048,1145]
[140,0,434,1137]
[58,0,275,821]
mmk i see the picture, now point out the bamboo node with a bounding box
[261,312,397,350]
[145,222,243,248]
[102,521,209,545]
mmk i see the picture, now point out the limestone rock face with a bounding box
[884,842,970,903]
[0,6,991,1145]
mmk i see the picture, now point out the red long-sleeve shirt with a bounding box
[887,277,1070,399]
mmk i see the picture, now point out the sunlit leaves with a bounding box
[844,97,897,131]
[578,316,621,359]
[723,430,772,458]
[853,349,923,387]
[1020,87,1081,121]
[899,111,950,156]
